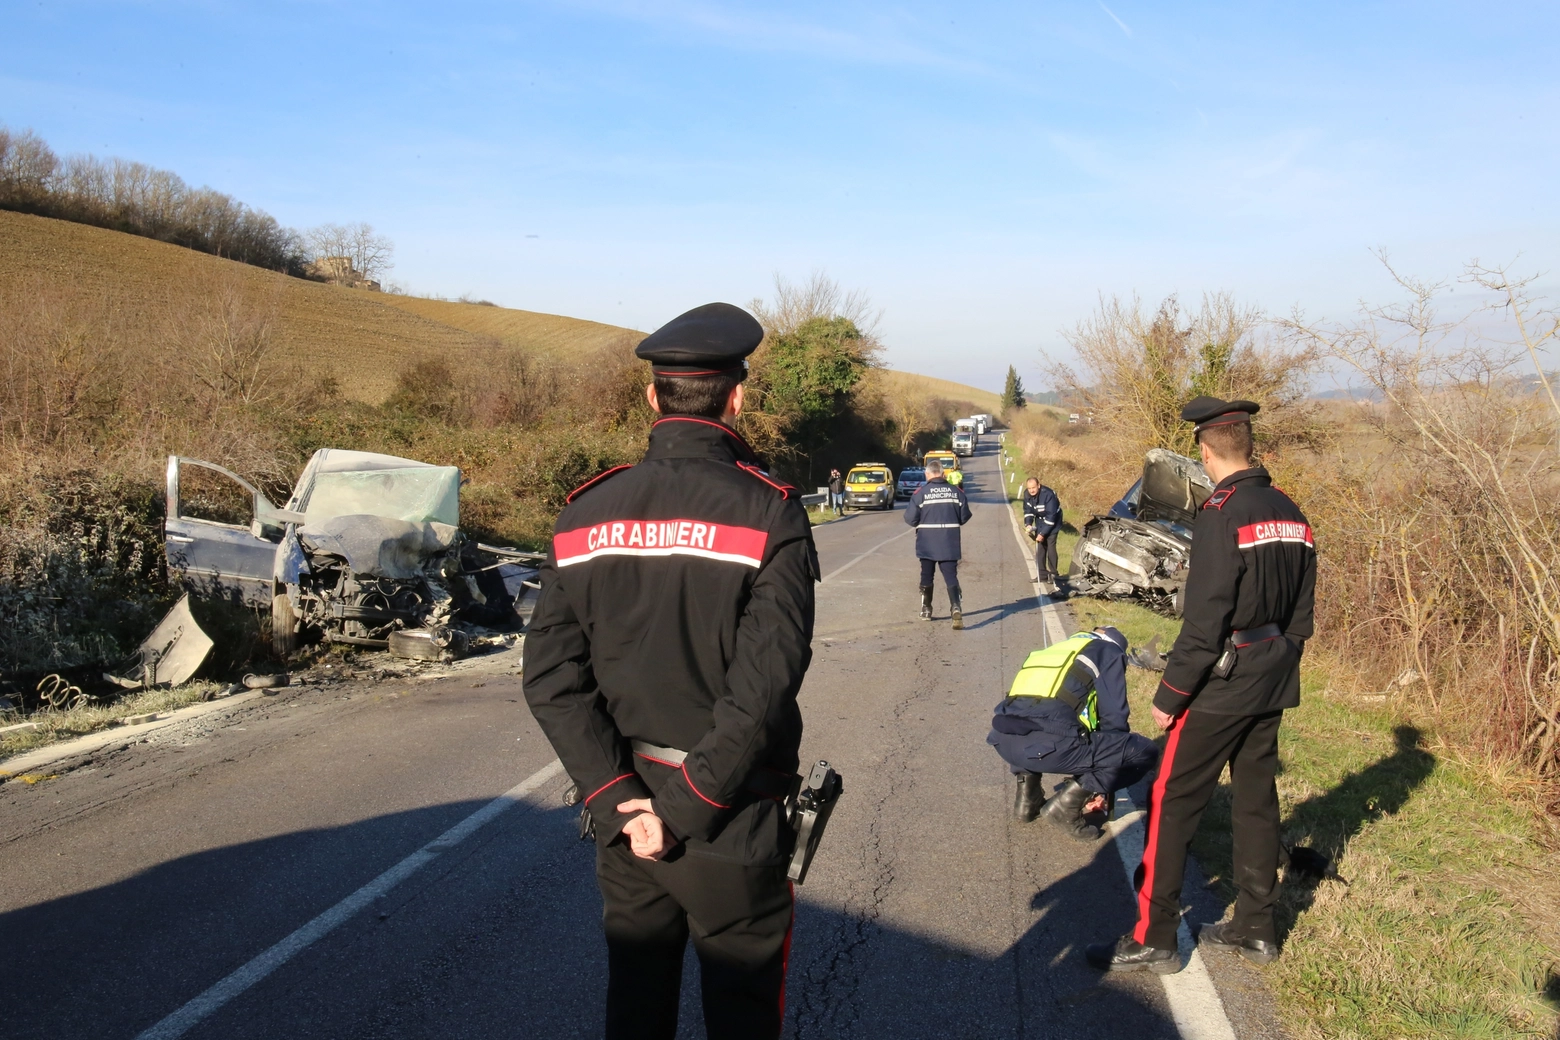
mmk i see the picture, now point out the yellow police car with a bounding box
[844,463,895,510]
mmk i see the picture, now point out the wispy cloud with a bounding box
[1098,2,1132,37]
[563,0,992,76]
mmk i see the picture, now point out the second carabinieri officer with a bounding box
[523,303,819,1039]
[1087,396,1316,974]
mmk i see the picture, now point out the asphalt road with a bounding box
[0,439,1284,1039]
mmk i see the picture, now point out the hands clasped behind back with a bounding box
[617,798,673,860]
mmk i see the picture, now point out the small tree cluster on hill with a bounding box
[0,125,396,282]
[0,126,305,273]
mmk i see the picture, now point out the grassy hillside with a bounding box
[1,209,1001,414]
[0,210,634,403]
[877,369,1003,414]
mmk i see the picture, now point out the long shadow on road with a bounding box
[2,800,1178,1040]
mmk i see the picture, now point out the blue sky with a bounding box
[4,1,1557,392]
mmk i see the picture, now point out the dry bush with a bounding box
[1289,260,1560,783]
[1005,408,1130,516]
[1053,291,1323,460]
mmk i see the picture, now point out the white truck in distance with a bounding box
[971,414,992,434]
[952,418,978,456]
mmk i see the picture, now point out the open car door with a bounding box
[164,456,282,607]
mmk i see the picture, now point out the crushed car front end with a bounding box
[1066,448,1212,616]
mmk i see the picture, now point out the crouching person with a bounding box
[988,627,1160,840]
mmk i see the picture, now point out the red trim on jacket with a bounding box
[566,464,633,504]
[1204,487,1235,510]
[1158,678,1193,697]
[584,773,637,805]
[634,750,683,769]
[1134,714,1187,945]
[737,460,795,499]
[650,415,759,456]
[778,882,795,1021]
[680,764,732,808]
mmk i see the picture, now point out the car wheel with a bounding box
[271,592,297,657]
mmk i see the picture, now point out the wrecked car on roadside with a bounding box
[164,449,540,653]
[1066,448,1213,616]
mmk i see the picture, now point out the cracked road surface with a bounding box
[0,440,1283,1039]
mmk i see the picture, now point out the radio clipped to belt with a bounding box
[1212,622,1286,680]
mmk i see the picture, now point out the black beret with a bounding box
[635,302,763,376]
[1181,395,1259,433]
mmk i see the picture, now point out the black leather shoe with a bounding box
[1195,922,1279,965]
[1085,935,1180,974]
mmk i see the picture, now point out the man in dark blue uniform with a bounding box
[904,458,972,628]
[523,303,818,1039]
[988,627,1160,834]
[1021,476,1063,592]
[1088,397,1316,975]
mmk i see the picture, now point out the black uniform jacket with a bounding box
[904,477,972,561]
[523,416,818,862]
[991,631,1131,739]
[1155,467,1317,717]
[1021,485,1062,539]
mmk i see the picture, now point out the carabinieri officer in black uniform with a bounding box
[1088,396,1316,974]
[523,303,818,1039]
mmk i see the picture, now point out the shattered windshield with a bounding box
[302,467,461,526]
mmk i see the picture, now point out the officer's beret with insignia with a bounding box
[1181,396,1260,433]
[635,302,763,377]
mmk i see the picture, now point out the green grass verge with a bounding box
[1065,590,1560,1039]
[0,681,222,764]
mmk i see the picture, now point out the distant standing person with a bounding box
[1021,476,1063,593]
[1087,397,1316,975]
[827,468,844,516]
[905,458,972,628]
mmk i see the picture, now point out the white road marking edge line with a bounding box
[820,527,914,584]
[998,439,1237,1039]
[133,758,566,1040]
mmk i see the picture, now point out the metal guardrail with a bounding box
[801,492,827,506]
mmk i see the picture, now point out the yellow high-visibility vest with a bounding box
[1007,632,1099,731]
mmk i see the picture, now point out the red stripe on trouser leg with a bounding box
[1133,714,1185,945]
[778,881,794,1022]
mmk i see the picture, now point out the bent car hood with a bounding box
[1136,448,1213,527]
[298,515,460,578]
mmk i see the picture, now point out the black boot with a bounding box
[919,585,933,621]
[949,587,963,630]
[1038,779,1101,841]
[1013,773,1045,822]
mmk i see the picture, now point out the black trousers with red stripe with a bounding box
[597,841,793,1040]
[1134,708,1284,951]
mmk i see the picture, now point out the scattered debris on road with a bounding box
[103,594,214,691]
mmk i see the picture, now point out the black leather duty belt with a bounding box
[630,740,796,800]
[1230,623,1284,647]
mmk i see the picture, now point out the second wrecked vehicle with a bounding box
[1067,448,1214,616]
[165,449,539,652]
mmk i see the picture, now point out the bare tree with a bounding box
[1286,256,1560,778]
[1052,291,1318,457]
[750,271,882,341]
[306,222,395,280]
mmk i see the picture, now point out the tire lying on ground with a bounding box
[388,627,469,661]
